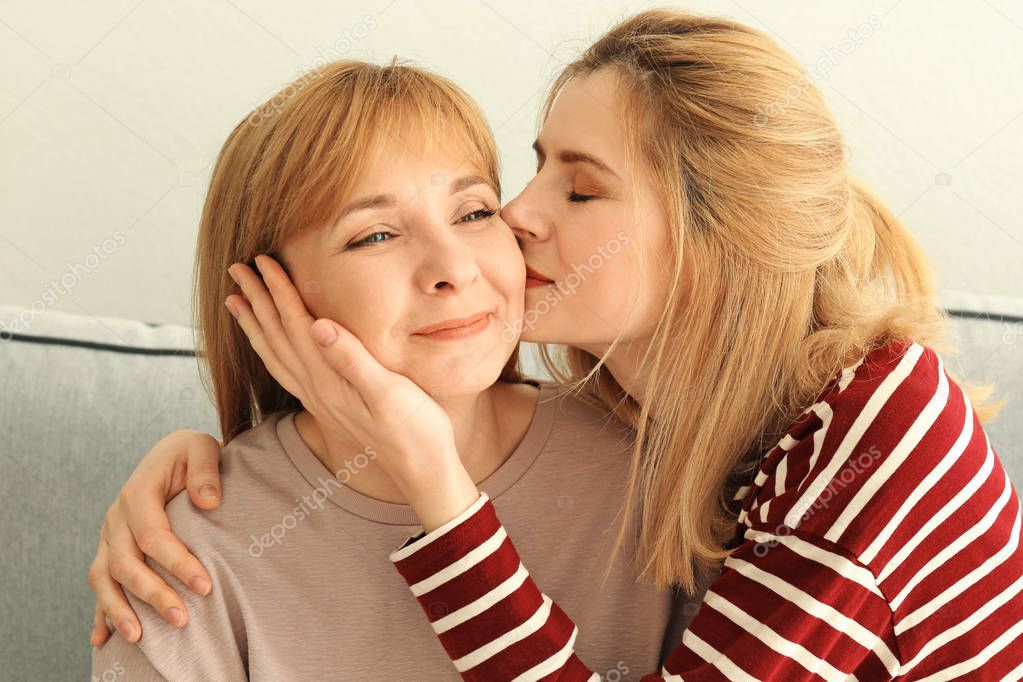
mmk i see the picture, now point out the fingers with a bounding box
[252,255,338,382]
[237,254,383,414]
[227,261,309,394]
[91,603,111,647]
[225,293,304,399]
[89,575,139,643]
[253,254,315,341]
[182,431,225,511]
[105,509,189,629]
[119,431,216,594]
[88,537,144,643]
[129,504,212,598]
[309,318,389,404]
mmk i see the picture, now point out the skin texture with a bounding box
[273,135,531,505]
[89,68,676,646]
[278,135,523,400]
[510,69,672,397]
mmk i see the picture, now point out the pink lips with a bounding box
[412,311,492,340]
[525,264,555,288]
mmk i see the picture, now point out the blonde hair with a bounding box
[192,60,518,444]
[536,9,1003,593]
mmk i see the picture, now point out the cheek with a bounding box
[327,284,409,373]
[566,227,651,315]
[482,231,526,299]
[611,228,673,334]
[632,213,673,299]
[582,256,633,309]
[554,212,624,285]
[320,270,389,335]
[284,264,332,321]
[558,201,626,260]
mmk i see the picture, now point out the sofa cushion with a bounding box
[0,305,219,681]
[0,296,1019,680]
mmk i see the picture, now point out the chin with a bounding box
[414,361,507,400]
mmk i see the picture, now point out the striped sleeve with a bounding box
[389,341,1023,680]
[390,493,904,680]
[390,490,1023,680]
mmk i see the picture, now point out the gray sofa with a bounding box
[0,297,1020,681]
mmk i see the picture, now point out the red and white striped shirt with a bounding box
[390,340,1023,680]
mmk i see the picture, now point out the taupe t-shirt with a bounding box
[92,383,702,680]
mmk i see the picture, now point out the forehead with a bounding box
[349,135,493,195]
[541,69,629,168]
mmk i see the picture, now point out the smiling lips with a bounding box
[412,311,493,340]
[525,265,555,288]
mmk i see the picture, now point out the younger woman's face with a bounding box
[279,139,524,398]
[502,68,672,354]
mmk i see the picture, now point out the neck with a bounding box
[580,337,658,417]
[294,382,534,504]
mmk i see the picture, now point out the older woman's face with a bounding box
[279,139,524,398]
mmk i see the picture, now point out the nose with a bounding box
[502,180,551,243]
[414,229,482,294]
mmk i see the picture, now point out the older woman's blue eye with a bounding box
[350,231,392,248]
[459,208,496,223]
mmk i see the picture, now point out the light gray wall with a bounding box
[1,0,1020,327]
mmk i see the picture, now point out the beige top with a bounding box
[92,383,702,680]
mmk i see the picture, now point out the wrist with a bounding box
[403,461,479,532]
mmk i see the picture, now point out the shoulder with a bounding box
[726,342,1022,675]
[162,412,297,559]
[538,381,634,439]
[112,417,296,674]
[738,341,991,552]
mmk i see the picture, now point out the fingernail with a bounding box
[224,299,238,318]
[227,265,239,283]
[189,575,211,595]
[119,619,137,641]
[199,484,221,500]
[166,607,184,627]
[312,320,337,346]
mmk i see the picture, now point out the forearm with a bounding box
[388,495,901,681]
[390,492,597,680]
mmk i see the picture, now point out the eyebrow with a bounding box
[449,174,492,194]
[336,193,397,221]
[532,140,619,178]
[334,174,494,223]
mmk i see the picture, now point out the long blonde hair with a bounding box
[537,9,1002,593]
[192,60,518,444]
